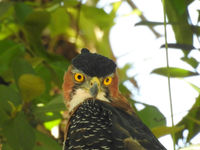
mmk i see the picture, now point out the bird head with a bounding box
[63,48,120,114]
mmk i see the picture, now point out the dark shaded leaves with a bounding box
[0,85,22,113]
[2,112,35,150]
[160,43,196,51]
[135,21,171,27]
[33,130,62,150]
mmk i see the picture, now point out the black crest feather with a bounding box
[72,48,116,77]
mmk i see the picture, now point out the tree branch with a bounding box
[126,0,161,38]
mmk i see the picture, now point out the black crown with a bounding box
[72,48,116,77]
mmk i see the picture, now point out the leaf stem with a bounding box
[162,0,175,149]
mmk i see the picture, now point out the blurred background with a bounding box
[0,0,200,150]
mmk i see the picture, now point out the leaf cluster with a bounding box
[0,0,118,149]
[136,0,200,147]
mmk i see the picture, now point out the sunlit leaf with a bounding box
[137,105,166,128]
[44,119,61,130]
[18,74,45,102]
[186,82,200,93]
[181,57,199,69]
[152,67,198,78]
[151,125,185,138]
[112,1,122,13]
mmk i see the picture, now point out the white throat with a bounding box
[69,88,109,112]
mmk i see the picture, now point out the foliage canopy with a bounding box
[0,0,200,149]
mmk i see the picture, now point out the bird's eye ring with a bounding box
[74,73,84,82]
[103,77,112,86]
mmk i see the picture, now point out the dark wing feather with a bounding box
[64,100,166,150]
[101,101,166,150]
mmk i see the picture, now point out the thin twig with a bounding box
[126,0,161,38]
[162,0,175,149]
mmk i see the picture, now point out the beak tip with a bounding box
[90,83,99,98]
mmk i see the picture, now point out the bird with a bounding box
[63,48,166,150]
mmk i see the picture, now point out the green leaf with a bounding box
[2,112,36,150]
[119,83,131,98]
[160,43,195,50]
[118,64,131,82]
[35,65,52,96]
[181,57,199,69]
[0,40,25,74]
[81,5,114,29]
[14,2,33,24]
[33,130,62,150]
[0,40,17,55]
[44,119,61,130]
[0,2,12,18]
[18,74,45,102]
[33,95,65,122]
[187,82,200,93]
[2,143,13,150]
[165,0,193,55]
[34,95,65,113]
[175,95,200,143]
[152,67,198,78]
[50,7,70,36]
[24,11,50,35]
[0,85,22,114]
[170,0,187,15]
[23,11,50,57]
[49,60,69,87]
[12,58,35,83]
[0,108,9,126]
[137,105,166,128]
[135,21,171,27]
[151,125,185,138]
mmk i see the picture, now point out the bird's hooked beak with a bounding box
[89,77,100,99]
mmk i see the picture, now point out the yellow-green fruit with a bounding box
[18,74,45,102]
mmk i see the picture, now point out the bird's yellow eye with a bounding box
[103,77,112,86]
[74,73,85,82]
